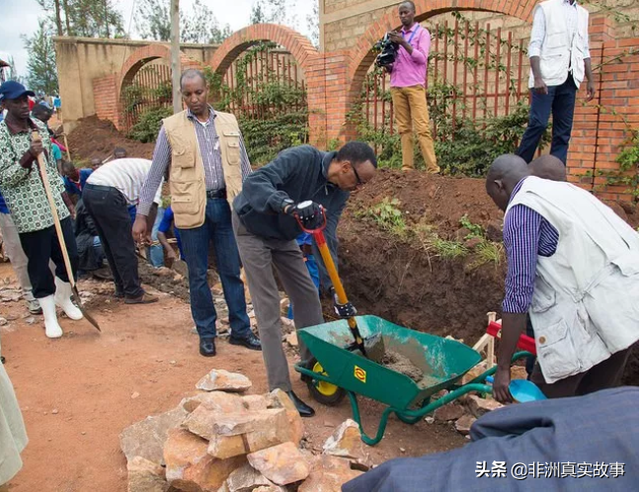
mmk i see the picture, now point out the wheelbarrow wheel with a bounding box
[306,358,346,406]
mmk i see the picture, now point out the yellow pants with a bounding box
[390,85,439,173]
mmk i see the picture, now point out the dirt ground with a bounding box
[0,262,466,492]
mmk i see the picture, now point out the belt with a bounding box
[85,183,116,193]
[206,188,227,199]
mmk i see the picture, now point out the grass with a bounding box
[356,202,505,267]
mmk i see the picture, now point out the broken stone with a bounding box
[242,395,269,412]
[224,463,280,492]
[0,317,8,326]
[266,389,304,445]
[424,416,434,424]
[180,391,246,414]
[196,369,252,393]
[455,414,477,434]
[247,442,310,486]
[280,317,295,333]
[127,455,169,492]
[461,361,488,385]
[185,408,287,440]
[207,409,291,460]
[131,392,140,399]
[298,455,362,492]
[464,394,504,418]
[284,332,297,347]
[24,316,36,325]
[322,419,371,469]
[251,487,285,492]
[164,428,245,491]
[433,402,466,422]
[511,365,529,381]
[120,405,188,465]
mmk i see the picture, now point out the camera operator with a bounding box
[383,1,439,173]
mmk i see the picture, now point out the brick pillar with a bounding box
[92,74,119,129]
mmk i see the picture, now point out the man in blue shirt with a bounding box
[61,161,92,200]
[157,205,184,263]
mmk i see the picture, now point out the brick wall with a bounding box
[93,74,119,129]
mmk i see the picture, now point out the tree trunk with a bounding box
[62,0,71,35]
[54,0,63,36]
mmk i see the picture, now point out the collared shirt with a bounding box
[87,158,163,206]
[0,117,69,233]
[529,0,591,59]
[137,106,252,216]
[390,23,431,88]
[502,177,560,314]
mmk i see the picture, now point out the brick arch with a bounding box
[346,0,540,113]
[208,23,319,78]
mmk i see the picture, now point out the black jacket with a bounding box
[233,145,349,243]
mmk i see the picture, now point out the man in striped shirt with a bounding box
[135,69,260,358]
[83,158,162,304]
[486,155,636,402]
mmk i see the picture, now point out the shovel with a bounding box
[32,131,101,332]
[296,206,385,362]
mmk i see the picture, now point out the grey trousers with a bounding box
[232,211,324,392]
[0,213,35,302]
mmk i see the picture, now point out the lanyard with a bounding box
[402,24,420,45]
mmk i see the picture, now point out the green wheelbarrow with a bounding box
[294,315,530,446]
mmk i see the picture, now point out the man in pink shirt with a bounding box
[385,1,439,173]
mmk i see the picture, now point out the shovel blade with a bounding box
[71,286,101,332]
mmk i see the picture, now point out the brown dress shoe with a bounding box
[125,292,159,304]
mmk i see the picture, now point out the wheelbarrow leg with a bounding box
[347,391,395,446]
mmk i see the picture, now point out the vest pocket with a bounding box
[536,318,580,382]
[223,132,241,165]
[171,180,205,228]
[172,146,195,168]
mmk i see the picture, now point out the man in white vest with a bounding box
[517,0,595,164]
[486,155,638,402]
[134,69,261,358]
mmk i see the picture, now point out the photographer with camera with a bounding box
[378,1,439,173]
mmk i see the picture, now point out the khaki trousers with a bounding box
[0,213,35,302]
[391,85,439,173]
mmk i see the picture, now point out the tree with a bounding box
[306,0,319,47]
[36,0,124,38]
[23,20,59,95]
[250,0,297,28]
[136,0,233,44]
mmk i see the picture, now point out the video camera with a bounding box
[374,33,399,68]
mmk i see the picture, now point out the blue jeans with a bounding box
[179,198,251,339]
[517,74,577,165]
[147,206,165,268]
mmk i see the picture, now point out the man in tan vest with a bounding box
[134,69,260,358]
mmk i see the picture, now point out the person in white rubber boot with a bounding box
[0,81,82,339]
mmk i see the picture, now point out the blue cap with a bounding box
[0,81,35,102]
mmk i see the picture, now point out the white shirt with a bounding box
[87,158,163,206]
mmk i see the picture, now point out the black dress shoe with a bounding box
[199,338,217,357]
[286,390,315,418]
[229,332,262,351]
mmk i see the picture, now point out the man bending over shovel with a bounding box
[0,81,81,339]
[232,141,378,417]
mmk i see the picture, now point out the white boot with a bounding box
[40,295,63,339]
[54,277,84,321]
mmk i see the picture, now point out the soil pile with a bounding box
[67,116,155,164]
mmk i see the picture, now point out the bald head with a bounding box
[529,155,567,182]
[485,154,530,211]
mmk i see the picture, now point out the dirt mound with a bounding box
[67,116,155,164]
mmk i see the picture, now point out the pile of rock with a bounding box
[120,369,363,492]
[427,390,505,437]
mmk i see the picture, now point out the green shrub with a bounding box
[127,106,172,143]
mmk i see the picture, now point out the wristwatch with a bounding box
[282,198,294,212]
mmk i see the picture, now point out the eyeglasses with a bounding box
[350,163,364,186]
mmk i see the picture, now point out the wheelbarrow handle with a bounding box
[486,321,537,355]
